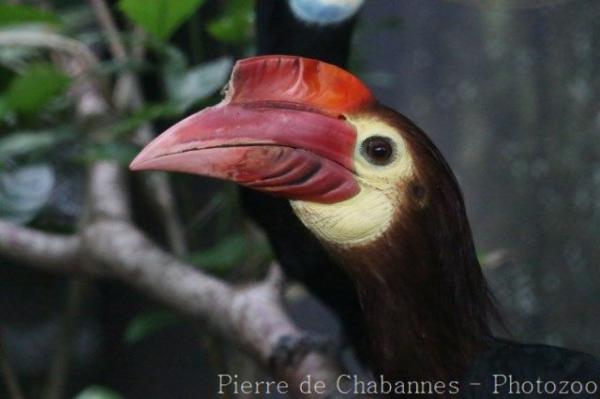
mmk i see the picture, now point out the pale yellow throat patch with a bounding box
[291,187,394,247]
[290,116,415,247]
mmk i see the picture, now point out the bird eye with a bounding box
[360,136,394,165]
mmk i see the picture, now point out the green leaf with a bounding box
[0,164,54,225]
[0,97,16,125]
[75,386,123,399]
[187,234,247,273]
[118,0,206,40]
[166,57,232,112]
[0,4,61,27]
[5,63,70,115]
[206,0,254,44]
[124,310,180,344]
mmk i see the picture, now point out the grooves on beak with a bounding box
[130,103,360,204]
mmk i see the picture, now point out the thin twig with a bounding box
[88,0,188,255]
[88,0,128,60]
[185,195,224,231]
[43,279,89,399]
[0,334,26,399]
[88,0,140,112]
[140,172,188,256]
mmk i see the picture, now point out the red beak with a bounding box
[129,103,360,203]
[130,56,375,204]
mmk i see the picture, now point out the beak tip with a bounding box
[129,154,147,171]
[129,141,161,171]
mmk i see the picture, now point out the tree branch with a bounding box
[0,214,355,397]
[0,215,352,397]
[81,220,349,397]
[86,162,131,221]
[0,221,81,273]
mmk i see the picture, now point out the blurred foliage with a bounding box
[79,141,140,164]
[187,232,272,276]
[0,164,55,224]
[206,0,254,45]
[188,234,249,273]
[0,129,71,162]
[165,56,233,112]
[0,0,270,396]
[0,0,245,195]
[0,46,41,79]
[124,309,181,344]
[4,63,71,116]
[118,0,206,40]
[0,4,62,28]
[75,386,123,399]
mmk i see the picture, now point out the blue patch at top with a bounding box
[289,0,364,25]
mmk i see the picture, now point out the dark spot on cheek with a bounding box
[408,182,428,207]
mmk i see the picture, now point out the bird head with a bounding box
[130,55,433,249]
[130,55,495,379]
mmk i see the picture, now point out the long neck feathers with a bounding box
[326,108,497,385]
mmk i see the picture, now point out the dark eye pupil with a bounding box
[362,136,393,165]
[370,144,389,158]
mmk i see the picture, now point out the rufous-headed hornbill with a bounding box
[130,56,600,397]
